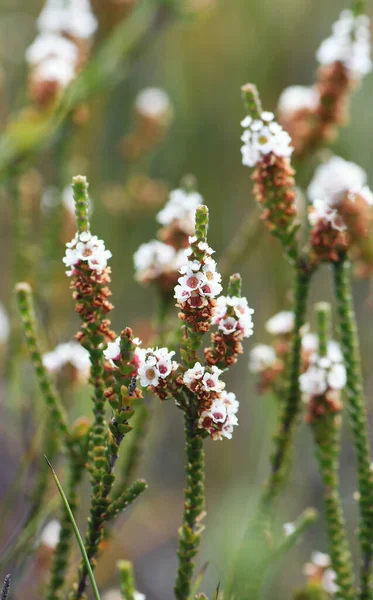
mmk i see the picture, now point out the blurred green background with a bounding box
[1,0,373,598]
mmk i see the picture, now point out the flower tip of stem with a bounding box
[15,281,31,295]
[72,174,88,187]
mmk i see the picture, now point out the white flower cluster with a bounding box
[133,240,187,283]
[40,520,61,549]
[135,87,171,119]
[63,232,112,276]
[316,10,372,79]
[137,347,177,388]
[182,362,239,440]
[156,188,203,235]
[0,302,10,344]
[241,111,293,168]
[265,310,294,335]
[37,0,97,40]
[308,156,373,207]
[308,199,346,232]
[277,85,320,117]
[26,0,97,91]
[213,296,254,337]
[248,344,277,374]
[299,341,346,397]
[43,341,90,375]
[174,237,222,308]
[304,552,338,595]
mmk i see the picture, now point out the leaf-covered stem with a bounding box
[174,408,205,600]
[333,259,373,599]
[261,263,312,510]
[312,417,355,599]
[72,176,90,234]
[118,561,135,600]
[15,283,70,447]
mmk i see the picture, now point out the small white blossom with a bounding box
[241,111,293,168]
[135,87,171,119]
[308,198,346,232]
[283,522,296,537]
[300,340,346,398]
[103,337,121,363]
[213,296,254,338]
[63,232,112,276]
[43,342,90,375]
[0,302,10,344]
[322,568,338,595]
[198,390,239,440]
[248,344,277,373]
[308,156,372,207]
[156,188,202,235]
[134,240,187,284]
[26,33,78,65]
[137,347,176,388]
[38,0,98,39]
[174,241,222,307]
[183,362,205,385]
[34,56,76,87]
[277,85,320,116]
[265,311,294,336]
[316,10,372,79]
[40,520,61,549]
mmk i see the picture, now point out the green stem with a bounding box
[333,260,373,600]
[261,264,311,511]
[47,456,86,600]
[174,409,205,600]
[15,283,70,448]
[312,418,355,599]
[352,0,366,16]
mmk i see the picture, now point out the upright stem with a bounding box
[352,0,366,16]
[174,409,205,600]
[312,420,355,599]
[333,260,373,599]
[261,264,311,511]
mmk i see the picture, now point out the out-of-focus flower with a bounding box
[248,344,277,374]
[121,87,173,161]
[157,187,202,241]
[0,302,10,344]
[303,552,338,595]
[278,85,320,118]
[308,156,372,207]
[265,311,294,336]
[136,346,177,400]
[40,520,61,549]
[43,341,90,380]
[134,240,187,290]
[283,522,296,537]
[316,10,372,80]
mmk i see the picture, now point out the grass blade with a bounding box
[44,456,101,600]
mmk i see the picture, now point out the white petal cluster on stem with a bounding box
[63,231,112,276]
[134,240,187,283]
[316,9,372,79]
[299,341,346,398]
[43,341,90,375]
[213,296,254,337]
[156,188,203,235]
[136,347,177,388]
[241,111,293,168]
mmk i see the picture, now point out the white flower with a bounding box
[316,10,372,79]
[311,551,331,568]
[137,347,176,388]
[103,337,121,362]
[308,156,372,207]
[0,302,10,344]
[277,85,320,116]
[322,568,338,594]
[134,240,186,283]
[249,344,277,373]
[300,366,328,396]
[202,366,224,392]
[174,244,222,306]
[43,342,90,374]
[34,57,76,87]
[265,311,294,335]
[40,520,61,549]
[327,363,347,390]
[308,198,346,232]
[213,295,254,338]
[183,362,205,385]
[26,33,78,65]
[38,0,98,39]
[63,232,111,276]
[302,333,319,353]
[283,522,296,537]
[135,87,171,119]
[198,390,239,440]
[241,113,293,168]
[300,340,346,398]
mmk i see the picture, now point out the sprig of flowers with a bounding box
[241,84,298,262]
